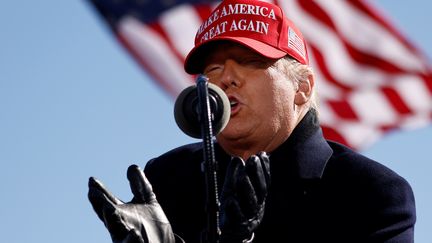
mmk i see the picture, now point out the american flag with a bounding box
[88,0,432,150]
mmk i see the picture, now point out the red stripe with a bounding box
[345,44,405,74]
[321,125,351,147]
[352,1,419,54]
[298,0,417,74]
[379,124,398,133]
[309,45,352,91]
[116,33,181,97]
[381,87,412,115]
[351,0,431,69]
[421,73,432,95]
[148,22,186,63]
[298,0,336,30]
[327,99,359,120]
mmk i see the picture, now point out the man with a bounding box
[88,0,416,242]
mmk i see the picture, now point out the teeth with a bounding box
[230,101,238,106]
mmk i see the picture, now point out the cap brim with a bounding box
[184,37,287,74]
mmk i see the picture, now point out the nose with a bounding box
[218,59,241,90]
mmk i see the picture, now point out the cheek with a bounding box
[248,85,282,126]
[246,70,295,119]
[263,80,296,121]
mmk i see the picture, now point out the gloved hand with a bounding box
[88,164,183,243]
[219,152,271,243]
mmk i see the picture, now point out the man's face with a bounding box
[203,42,300,157]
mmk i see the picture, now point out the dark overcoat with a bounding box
[144,110,416,242]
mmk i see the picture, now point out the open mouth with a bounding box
[228,96,241,114]
[230,99,238,108]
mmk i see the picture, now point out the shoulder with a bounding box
[325,141,407,185]
[323,141,416,236]
[323,140,413,194]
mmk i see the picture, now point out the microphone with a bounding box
[174,78,231,139]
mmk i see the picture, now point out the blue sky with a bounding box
[0,1,430,242]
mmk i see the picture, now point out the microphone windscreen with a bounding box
[174,83,230,138]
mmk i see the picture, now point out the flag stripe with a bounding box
[350,0,426,61]
[327,100,358,120]
[148,22,186,68]
[321,125,350,146]
[393,75,432,113]
[284,1,392,90]
[349,89,398,126]
[309,45,352,91]
[159,4,201,57]
[381,87,412,115]
[118,17,193,96]
[313,0,427,72]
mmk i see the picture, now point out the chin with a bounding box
[218,125,251,143]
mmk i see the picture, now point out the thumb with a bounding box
[88,177,123,221]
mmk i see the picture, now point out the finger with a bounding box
[220,197,244,229]
[88,187,108,221]
[236,170,259,217]
[88,178,134,242]
[245,155,267,204]
[88,177,123,205]
[88,177,122,221]
[223,157,258,217]
[221,157,245,200]
[127,164,156,204]
[88,185,126,238]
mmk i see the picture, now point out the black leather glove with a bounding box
[219,152,271,243]
[88,164,183,243]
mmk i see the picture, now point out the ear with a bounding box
[294,73,315,106]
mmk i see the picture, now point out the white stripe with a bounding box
[316,0,426,72]
[119,17,193,96]
[280,1,389,89]
[160,4,202,58]
[308,51,344,99]
[393,75,432,112]
[337,121,382,149]
[317,101,338,125]
[400,114,432,130]
[349,89,398,125]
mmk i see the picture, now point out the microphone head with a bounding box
[174,83,230,139]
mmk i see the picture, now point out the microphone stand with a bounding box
[196,75,220,243]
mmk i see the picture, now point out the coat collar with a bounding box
[270,109,333,180]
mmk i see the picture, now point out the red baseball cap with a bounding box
[184,0,309,74]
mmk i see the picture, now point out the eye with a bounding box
[204,64,222,74]
[238,55,273,68]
